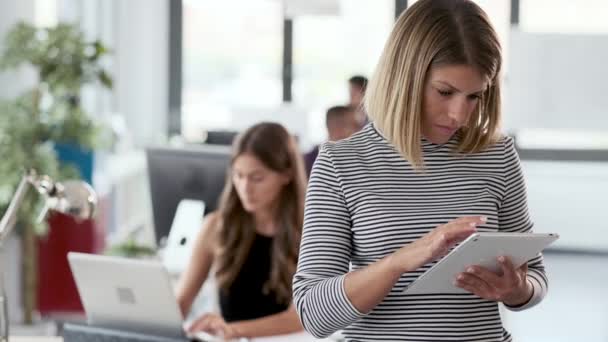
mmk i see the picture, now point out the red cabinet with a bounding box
[36,212,105,315]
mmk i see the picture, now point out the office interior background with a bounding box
[0,0,607,341]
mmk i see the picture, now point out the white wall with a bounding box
[506,30,608,251]
[2,0,171,148]
[523,161,608,252]
[58,0,170,147]
[0,0,37,323]
[0,0,36,99]
[505,29,608,133]
[114,0,170,147]
[58,0,115,125]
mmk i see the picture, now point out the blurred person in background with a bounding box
[176,122,307,339]
[348,75,369,126]
[304,105,360,177]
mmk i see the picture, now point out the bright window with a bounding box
[292,0,394,144]
[181,0,282,141]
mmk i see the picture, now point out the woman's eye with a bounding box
[251,175,264,182]
[468,94,481,101]
[438,89,452,97]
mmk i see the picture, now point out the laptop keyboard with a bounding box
[63,323,189,342]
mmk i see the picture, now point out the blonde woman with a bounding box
[293,0,548,341]
[176,122,306,339]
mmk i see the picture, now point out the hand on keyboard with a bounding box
[189,330,248,342]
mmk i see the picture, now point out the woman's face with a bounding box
[421,64,488,144]
[232,153,290,214]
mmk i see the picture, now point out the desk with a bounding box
[10,332,335,342]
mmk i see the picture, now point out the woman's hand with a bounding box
[186,313,239,339]
[389,216,485,274]
[343,216,485,315]
[454,256,533,306]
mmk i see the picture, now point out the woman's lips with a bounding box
[436,124,457,135]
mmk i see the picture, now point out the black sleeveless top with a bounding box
[218,233,288,322]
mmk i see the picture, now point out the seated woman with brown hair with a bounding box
[175,122,307,339]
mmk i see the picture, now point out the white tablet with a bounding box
[402,232,559,294]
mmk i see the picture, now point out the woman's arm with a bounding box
[452,137,548,310]
[228,304,303,337]
[343,216,484,313]
[292,146,363,339]
[498,137,548,310]
[175,212,220,316]
[187,305,302,338]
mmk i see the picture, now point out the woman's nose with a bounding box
[243,179,255,193]
[446,97,470,124]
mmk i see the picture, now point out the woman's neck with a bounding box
[253,209,277,237]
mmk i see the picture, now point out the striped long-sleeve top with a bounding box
[293,123,548,342]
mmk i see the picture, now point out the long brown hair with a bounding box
[214,122,306,304]
[365,0,502,169]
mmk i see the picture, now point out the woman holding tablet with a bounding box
[293,1,548,341]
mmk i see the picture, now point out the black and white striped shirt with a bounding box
[293,123,547,342]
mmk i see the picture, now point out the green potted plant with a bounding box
[0,21,112,323]
[104,238,157,259]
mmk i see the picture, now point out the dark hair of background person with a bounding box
[348,75,368,92]
[214,122,307,305]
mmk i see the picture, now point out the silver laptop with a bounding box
[67,252,220,341]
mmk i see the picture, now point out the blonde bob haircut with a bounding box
[365,0,502,169]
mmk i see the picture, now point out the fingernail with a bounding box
[469,222,476,227]
[457,274,464,280]
[467,267,475,273]
[498,256,505,262]
[480,216,487,222]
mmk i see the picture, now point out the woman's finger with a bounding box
[187,318,206,333]
[211,319,225,331]
[450,216,487,226]
[436,222,478,245]
[465,265,503,288]
[454,273,494,300]
[498,256,519,281]
[518,262,528,274]
[458,272,493,293]
[187,313,214,333]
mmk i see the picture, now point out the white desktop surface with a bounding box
[252,332,334,341]
[10,338,63,342]
[10,332,334,342]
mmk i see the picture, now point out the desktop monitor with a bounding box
[146,145,231,245]
[203,130,238,146]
